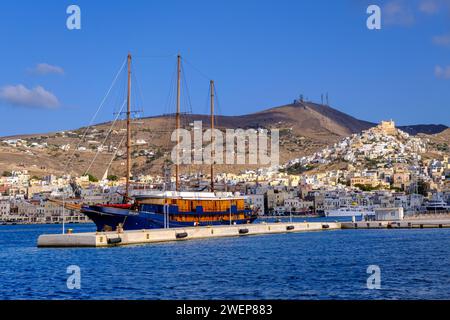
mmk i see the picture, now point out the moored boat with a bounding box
[79,54,258,231]
[325,207,375,218]
[81,191,258,231]
[425,199,450,211]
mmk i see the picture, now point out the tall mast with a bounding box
[210,80,215,192]
[175,54,181,191]
[125,53,132,199]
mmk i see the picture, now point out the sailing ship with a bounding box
[80,54,258,231]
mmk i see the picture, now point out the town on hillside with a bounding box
[1,121,449,224]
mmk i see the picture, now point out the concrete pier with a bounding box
[37,219,450,248]
[341,219,450,229]
[37,221,341,248]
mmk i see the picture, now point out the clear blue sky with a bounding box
[0,0,449,136]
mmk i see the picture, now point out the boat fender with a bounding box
[176,232,188,239]
[286,225,295,231]
[239,228,249,235]
[322,224,330,229]
[107,237,122,245]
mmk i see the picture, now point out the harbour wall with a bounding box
[37,221,340,248]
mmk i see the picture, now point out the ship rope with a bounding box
[63,57,127,177]
[131,62,146,116]
[180,60,194,177]
[56,57,127,234]
[103,132,127,180]
[181,62,194,116]
[161,62,178,172]
[180,57,223,181]
[183,57,212,82]
[83,99,127,175]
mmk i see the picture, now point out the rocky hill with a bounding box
[282,120,449,175]
[0,102,447,178]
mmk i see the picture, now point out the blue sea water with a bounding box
[0,220,449,300]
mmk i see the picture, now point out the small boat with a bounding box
[425,198,450,211]
[325,207,375,218]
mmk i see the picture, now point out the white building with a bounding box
[375,207,404,221]
[0,201,10,219]
[245,194,265,215]
[284,197,314,212]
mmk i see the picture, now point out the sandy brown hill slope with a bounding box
[430,128,450,141]
[0,102,447,178]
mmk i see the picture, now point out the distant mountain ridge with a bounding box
[396,124,448,135]
[142,101,446,138]
[0,101,447,177]
[249,101,447,136]
[3,101,447,139]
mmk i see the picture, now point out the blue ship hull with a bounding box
[81,205,257,231]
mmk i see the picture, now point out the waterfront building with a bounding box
[0,201,10,220]
[245,194,265,215]
[375,207,404,221]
